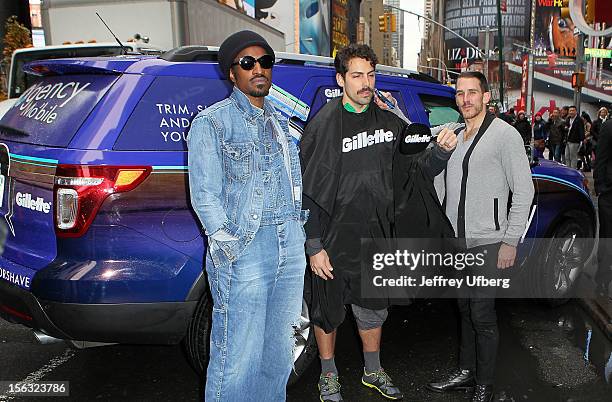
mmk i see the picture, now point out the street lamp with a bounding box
[427,57,448,83]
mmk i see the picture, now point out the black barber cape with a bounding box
[301,98,454,332]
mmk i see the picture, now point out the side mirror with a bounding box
[525,145,539,168]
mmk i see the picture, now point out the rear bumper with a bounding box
[0,278,197,344]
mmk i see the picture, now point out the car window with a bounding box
[0,74,118,147]
[114,76,232,151]
[418,93,461,127]
[10,46,128,98]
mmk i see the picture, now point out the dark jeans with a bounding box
[597,192,612,288]
[457,243,500,385]
[549,144,562,162]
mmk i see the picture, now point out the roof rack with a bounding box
[159,46,219,62]
[160,46,439,83]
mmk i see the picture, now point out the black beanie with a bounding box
[218,30,275,78]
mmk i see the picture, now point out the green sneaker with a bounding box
[361,368,404,400]
[318,372,343,402]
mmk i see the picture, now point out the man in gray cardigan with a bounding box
[426,71,534,402]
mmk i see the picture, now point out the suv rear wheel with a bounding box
[184,294,317,386]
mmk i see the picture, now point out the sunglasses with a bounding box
[231,54,275,71]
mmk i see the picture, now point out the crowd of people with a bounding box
[491,105,610,172]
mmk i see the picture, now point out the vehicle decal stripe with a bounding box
[9,153,58,165]
[152,166,188,171]
[532,174,589,197]
[10,159,56,168]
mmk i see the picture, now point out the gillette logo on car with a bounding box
[15,192,51,213]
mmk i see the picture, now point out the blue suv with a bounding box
[0,47,596,383]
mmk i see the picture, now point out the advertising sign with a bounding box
[217,0,255,18]
[533,1,577,58]
[299,0,331,56]
[444,0,530,62]
[331,0,349,57]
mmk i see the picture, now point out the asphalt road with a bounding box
[1,299,610,402]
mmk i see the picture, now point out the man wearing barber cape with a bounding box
[300,44,458,401]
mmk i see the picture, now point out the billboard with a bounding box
[331,0,349,57]
[444,0,530,63]
[531,1,611,95]
[217,0,255,18]
[533,2,577,58]
[299,0,331,56]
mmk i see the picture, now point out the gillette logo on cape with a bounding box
[342,129,394,153]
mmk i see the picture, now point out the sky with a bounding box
[400,0,425,71]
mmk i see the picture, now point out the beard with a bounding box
[247,76,271,98]
[348,87,373,106]
[249,85,270,98]
[461,102,483,120]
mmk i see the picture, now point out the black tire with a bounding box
[288,299,318,387]
[528,218,591,305]
[184,293,213,375]
[183,295,317,387]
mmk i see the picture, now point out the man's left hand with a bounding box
[436,127,458,152]
[497,243,517,269]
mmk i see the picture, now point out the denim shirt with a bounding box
[258,115,295,225]
[187,87,307,267]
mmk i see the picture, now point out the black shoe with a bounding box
[426,368,474,392]
[471,384,493,402]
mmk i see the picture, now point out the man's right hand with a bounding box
[309,249,334,280]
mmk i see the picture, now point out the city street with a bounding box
[1,299,610,401]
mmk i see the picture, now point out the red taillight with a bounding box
[54,165,151,238]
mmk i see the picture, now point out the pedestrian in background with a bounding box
[594,119,612,299]
[514,110,532,145]
[547,108,565,162]
[427,71,534,402]
[504,107,516,125]
[591,107,609,157]
[578,132,593,172]
[533,112,547,159]
[582,111,592,145]
[565,105,585,169]
[560,106,570,164]
[187,30,307,401]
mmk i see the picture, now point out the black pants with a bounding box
[597,192,612,288]
[457,243,500,385]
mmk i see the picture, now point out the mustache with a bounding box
[250,75,268,82]
[358,87,372,94]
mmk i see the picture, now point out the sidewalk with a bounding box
[578,170,612,340]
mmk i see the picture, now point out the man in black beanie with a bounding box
[187,30,307,401]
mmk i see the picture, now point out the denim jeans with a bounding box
[204,219,306,402]
[550,144,562,162]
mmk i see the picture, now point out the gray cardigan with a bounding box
[433,115,535,248]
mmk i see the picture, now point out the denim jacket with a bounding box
[187,87,307,267]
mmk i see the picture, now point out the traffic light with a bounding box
[571,71,586,88]
[389,13,397,33]
[378,15,387,32]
